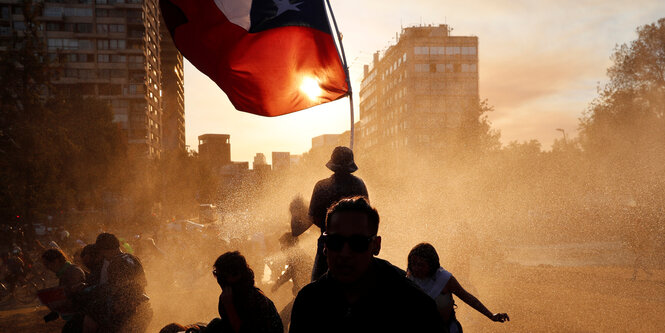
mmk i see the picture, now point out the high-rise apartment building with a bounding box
[359,24,479,153]
[160,15,184,153]
[0,0,185,157]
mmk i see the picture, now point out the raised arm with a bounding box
[444,275,509,323]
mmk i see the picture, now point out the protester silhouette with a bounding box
[307,146,368,281]
[270,232,312,330]
[82,232,152,332]
[41,248,86,331]
[210,251,283,333]
[407,243,509,332]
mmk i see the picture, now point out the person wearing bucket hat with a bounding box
[307,146,369,281]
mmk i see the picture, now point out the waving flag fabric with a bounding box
[160,0,349,117]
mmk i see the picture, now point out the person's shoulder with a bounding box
[117,252,142,266]
[374,258,406,278]
[296,276,330,299]
[349,174,368,190]
[374,258,430,299]
[313,176,335,188]
[253,288,279,310]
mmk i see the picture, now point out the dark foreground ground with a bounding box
[2,263,663,332]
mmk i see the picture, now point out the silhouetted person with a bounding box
[211,251,283,333]
[308,146,368,281]
[80,244,103,286]
[289,197,443,333]
[270,232,312,330]
[90,232,152,332]
[41,248,86,332]
[407,243,509,332]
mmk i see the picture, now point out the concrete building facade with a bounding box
[160,15,185,153]
[359,24,479,153]
[0,0,184,157]
[271,152,290,171]
[198,134,231,166]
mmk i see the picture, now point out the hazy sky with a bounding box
[183,0,665,164]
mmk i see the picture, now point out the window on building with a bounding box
[109,24,125,33]
[48,39,80,50]
[13,21,26,31]
[110,54,126,63]
[415,64,429,72]
[79,69,96,79]
[431,47,444,55]
[75,23,92,33]
[436,64,446,72]
[109,39,126,49]
[445,46,460,55]
[414,46,429,55]
[63,7,92,17]
[111,69,127,78]
[128,84,143,94]
[97,40,109,50]
[78,39,93,49]
[97,54,109,63]
[461,64,477,72]
[43,7,64,17]
[111,99,130,108]
[46,22,63,31]
[1,6,9,20]
[64,68,78,78]
[461,46,477,55]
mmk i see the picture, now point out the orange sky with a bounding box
[184,0,665,164]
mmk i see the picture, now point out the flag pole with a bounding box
[324,0,354,150]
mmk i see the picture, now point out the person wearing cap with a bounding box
[308,146,369,281]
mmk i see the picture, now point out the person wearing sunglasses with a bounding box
[289,197,444,333]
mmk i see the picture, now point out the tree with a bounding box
[579,18,665,160]
[579,18,665,212]
[0,1,63,229]
[0,1,127,232]
[458,98,502,154]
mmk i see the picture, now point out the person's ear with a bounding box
[372,236,381,256]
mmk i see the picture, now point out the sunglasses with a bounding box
[323,233,376,252]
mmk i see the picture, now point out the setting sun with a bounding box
[300,76,323,101]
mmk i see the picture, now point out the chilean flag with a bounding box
[160,0,349,117]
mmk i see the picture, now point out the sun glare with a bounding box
[300,76,322,101]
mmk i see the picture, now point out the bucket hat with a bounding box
[325,146,358,173]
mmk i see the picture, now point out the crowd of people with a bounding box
[40,232,151,332]
[156,147,508,333]
[1,146,510,332]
